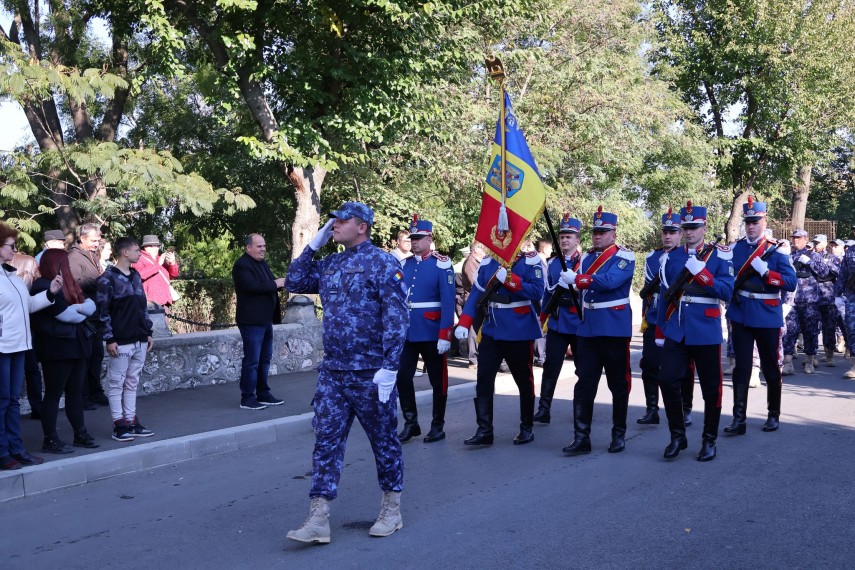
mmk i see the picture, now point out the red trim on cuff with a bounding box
[457,314,474,330]
[765,270,783,287]
[438,327,452,341]
[692,267,714,286]
[503,273,522,291]
[539,312,548,326]
[575,274,593,289]
[655,326,664,340]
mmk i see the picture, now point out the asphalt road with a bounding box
[4,354,855,569]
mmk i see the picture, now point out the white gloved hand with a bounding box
[750,257,769,276]
[798,254,811,265]
[372,368,398,403]
[782,304,792,319]
[494,267,508,284]
[454,326,469,340]
[77,298,96,316]
[309,219,335,250]
[655,338,665,347]
[436,339,451,354]
[558,269,576,289]
[685,256,706,276]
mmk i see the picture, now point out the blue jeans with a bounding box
[0,351,26,457]
[238,324,273,403]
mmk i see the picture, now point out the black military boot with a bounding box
[681,370,694,427]
[723,384,749,435]
[762,381,782,432]
[396,377,421,443]
[608,397,628,453]
[464,397,494,446]
[662,398,687,459]
[514,392,535,445]
[562,401,592,455]
[423,394,447,443]
[683,408,693,428]
[697,405,721,461]
[636,382,660,425]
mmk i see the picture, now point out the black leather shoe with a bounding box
[697,440,716,461]
[562,437,591,455]
[463,433,494,446]
[423,428,446,443]
[683,411,693,427]
[12,450,44,465]
[398,424,421,443]
[513,425,534,445]
[663,436,688,459]
[533,408,551,424]
[73,430,100,449]
[608,434,625,453]
[0,456,22,470]
[636,409,660,425]
[723,420,746,435]
[762,416,779,432]
[42,438,74,454]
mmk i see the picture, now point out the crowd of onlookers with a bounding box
[0,223,179,470]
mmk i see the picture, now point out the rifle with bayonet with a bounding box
[662,235,724,314]
[731,241,782,304]
[541,210,584,322]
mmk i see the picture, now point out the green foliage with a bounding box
[169,278,237,334]
[174,231,243,279]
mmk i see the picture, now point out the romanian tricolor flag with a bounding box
[475,91,546,266]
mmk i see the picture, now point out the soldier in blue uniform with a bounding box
[812,235,841,366]
[454,245,545,446]
[396,215,456,443]
[285,201,410,543]
[534,214,582,424]
[562,206,635,455]
[656,202,734,461]
[725,197,796,435]
[637,208,696,427]
[835,241,855,378]
[781,229,828,375]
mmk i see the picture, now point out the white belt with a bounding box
[652,293,659,300]
[488,300,532,309]
[408,301,442,309]
[680,295,719,305]
[737,291,779,300]
[583,297,630,310]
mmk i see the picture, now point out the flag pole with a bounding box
[486,55,509,234]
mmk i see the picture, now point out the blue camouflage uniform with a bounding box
[836,246,855,355]
[782,243,828,357]
[286,202,409,500]
[395,215,456,442]
[817,248,841,352]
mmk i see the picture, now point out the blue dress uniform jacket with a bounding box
[458,252,545,341]
[643,248,665,327]
[541,253,582,335]
[657,244,734,345]
[574,245,635,338]
[726,238,797,328]
[402,251,456,342]
[286,241,410,371]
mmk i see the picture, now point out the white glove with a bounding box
[798,254,811,265]
[655,338,665,347]
[750,257,769,276]
[372,368,398,403]
[309,219,335,250]
[494,267,507,284]
[454,326,469,340]
[685,256,706,276]
[55,306,86,323]
[782,304,792,319]
[77,298,96,316]
[558,269,576,289]
[437,339,451,354]
[836,297,845,311]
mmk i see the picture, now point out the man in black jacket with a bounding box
[232,233,286,410]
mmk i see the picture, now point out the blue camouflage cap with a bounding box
[791,229,808,238]
[329,201,374,225]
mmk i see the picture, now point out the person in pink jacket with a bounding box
[133,235,180,308]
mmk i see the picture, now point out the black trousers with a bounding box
[83,330,106,399]
[659,340,722,409]
[24,348,43,413]
[40,359,86,438]
[573,336,631,404]
[539,329,577,399]
[731,321,782,388]
[397,340,447,398]
[640,328,695,410]
[476,335,534,398]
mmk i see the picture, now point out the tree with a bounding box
[652,0,855,239]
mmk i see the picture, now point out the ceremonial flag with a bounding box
[475,91,546,266]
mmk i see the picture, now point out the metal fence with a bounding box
[767,218,838,240]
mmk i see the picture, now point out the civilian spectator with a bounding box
[68,223,109,409]
[13,252,44,420]
[35,229,66,264]
[0,222,62,470]
[390,229,412,264]
[133,234,180,309]
[99,238,114,272]
[232,234,285,410]
[30,250,99,453]
[96,237,155,442]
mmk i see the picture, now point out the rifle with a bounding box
[662,235,724,313]
[541,210,584,322]
[638,271,662,300]
[472,269,506,336]
[731,241,782,304]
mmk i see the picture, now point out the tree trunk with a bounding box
[790,165,811,231]
[287,165,326,258]
[725,191,749,243]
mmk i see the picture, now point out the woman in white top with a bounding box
[0,222,62,470]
